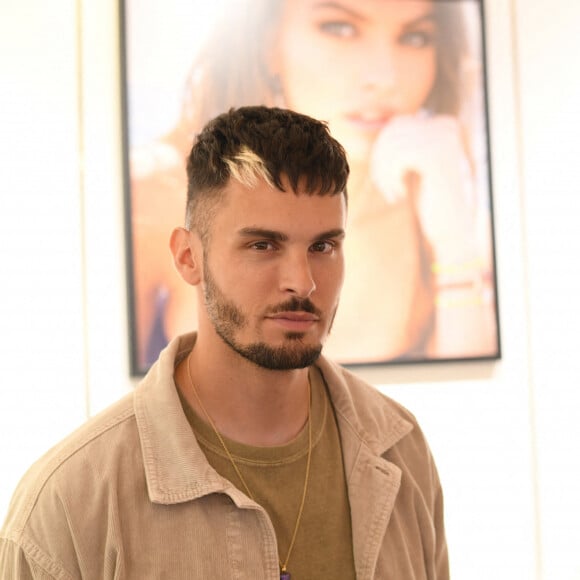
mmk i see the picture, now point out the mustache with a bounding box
[267,297,322,317]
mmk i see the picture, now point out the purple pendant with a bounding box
[280,572,291,580]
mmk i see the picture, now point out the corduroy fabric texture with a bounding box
[0,333,448,579]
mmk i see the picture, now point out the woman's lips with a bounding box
[345,111,394,131]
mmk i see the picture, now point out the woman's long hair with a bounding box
[169,0,469,152]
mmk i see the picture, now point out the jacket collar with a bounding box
[315,356,413,458]
[135,334,239,505]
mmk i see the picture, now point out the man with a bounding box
[0,106,448,579]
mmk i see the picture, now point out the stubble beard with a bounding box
[203,262,326,370]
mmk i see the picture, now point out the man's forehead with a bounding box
[210,178,346,235]
[219,174,346,206]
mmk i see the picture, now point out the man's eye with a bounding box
[311,241,334,253]
[250,241,275,251]
[318,20,357,38]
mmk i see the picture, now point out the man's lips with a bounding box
[268,311,319,321]
[266,311,319,330]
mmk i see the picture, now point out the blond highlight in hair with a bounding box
[224,146,275,190]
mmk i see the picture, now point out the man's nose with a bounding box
[279,252,316,298]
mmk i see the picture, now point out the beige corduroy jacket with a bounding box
[0,333,448,579]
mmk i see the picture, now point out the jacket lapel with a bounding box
[346,444,402,579]
[315,356,413,579]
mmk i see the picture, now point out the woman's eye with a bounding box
[318,20,357,38]
[399,30,435,49]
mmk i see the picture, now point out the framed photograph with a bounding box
[120,0,501,376]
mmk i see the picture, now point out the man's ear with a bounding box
[170,227,203,286]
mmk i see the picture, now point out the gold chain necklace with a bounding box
[186,353,312,580]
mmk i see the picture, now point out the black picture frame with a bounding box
[120,0,501,376]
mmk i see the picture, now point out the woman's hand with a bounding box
[371,113,496,357]
[370,113,476,269]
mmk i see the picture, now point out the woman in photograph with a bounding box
[130,0,497,369]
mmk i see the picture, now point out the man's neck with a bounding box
[174,337,311,447]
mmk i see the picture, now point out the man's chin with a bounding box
[234,340,323,371]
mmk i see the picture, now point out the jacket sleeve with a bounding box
[1,471,78,580]
[0,538,56,580]
[432,475,449,579]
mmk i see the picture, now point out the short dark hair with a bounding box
[185,106,349,239]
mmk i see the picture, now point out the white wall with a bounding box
[1,1,579,578]
[514,0,580,577]
[0,0,88,518]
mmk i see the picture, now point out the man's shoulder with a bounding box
[34,392,137,477]
[2,393,139,540]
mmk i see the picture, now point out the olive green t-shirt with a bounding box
[180,367,356,579]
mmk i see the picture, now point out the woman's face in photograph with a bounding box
[272,0,438,165]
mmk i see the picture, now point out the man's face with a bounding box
[199,175,347,370]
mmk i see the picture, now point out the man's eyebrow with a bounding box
[237,227,345,242]
[315,228,346,241]
[237,228,289,242]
